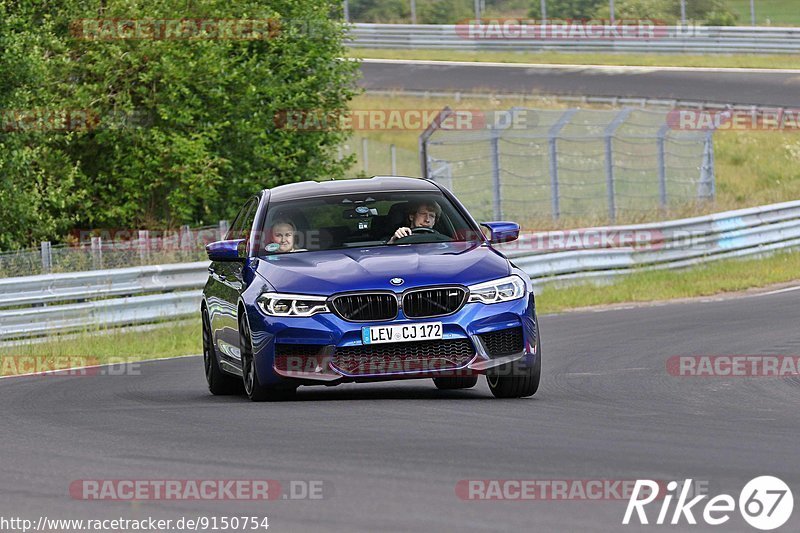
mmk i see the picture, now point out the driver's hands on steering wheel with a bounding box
[391,226,413,241]
[388,226,436,244]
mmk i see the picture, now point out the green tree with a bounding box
[419,0,474,24]
[349,0,409,23]
[528,0,606,19]
[0,0,359,249]
[593,0,737,24]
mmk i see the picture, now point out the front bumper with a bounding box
[244,293,539,386]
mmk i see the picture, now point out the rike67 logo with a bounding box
[623,476,794,530]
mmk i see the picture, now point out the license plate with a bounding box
[362,322,443,345]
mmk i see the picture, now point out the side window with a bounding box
[228,198,257,240]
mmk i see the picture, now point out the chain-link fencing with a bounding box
[0,224,225,278]
[421,107,715,224]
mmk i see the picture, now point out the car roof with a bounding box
[264,176,440,202]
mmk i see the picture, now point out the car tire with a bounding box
[202,308,242,395]
[432,376,479,390]
[239,312,297,402]
[486,353,541,399]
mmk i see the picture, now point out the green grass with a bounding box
[538,249,800,313]
[0,320,201,376]
[727,0,800,26]
[351,48,800,70]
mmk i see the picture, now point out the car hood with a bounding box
[254,242,510,295]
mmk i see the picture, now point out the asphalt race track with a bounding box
[1,287,798,532]
[359,59,800,108]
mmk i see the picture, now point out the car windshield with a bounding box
[256,190,478,255]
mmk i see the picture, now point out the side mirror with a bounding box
[481,222,520,244]
[206,239,246,262]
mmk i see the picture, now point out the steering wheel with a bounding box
[411,227,436,234]
[391,226,449,244]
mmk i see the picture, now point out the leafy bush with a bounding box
[593,0,738,25]
[0,0,359,250]
[528,0,606,19]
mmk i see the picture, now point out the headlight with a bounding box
[467,275,526,304]
[257,293,330,317]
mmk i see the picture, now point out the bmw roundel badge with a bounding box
[390,277,404,286]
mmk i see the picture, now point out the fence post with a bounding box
[390,144,397,175]
[40,241,52,273]
[362,138,369,174]
[180,225,192,256]
[657,124,669,208]
[548,109,577,220]
[138,230,150,265]
[219,220,229,240]
[604,108,633,223]
[418,106,454,178]
[489,127,503,220]
[699,131,716,199]
[91,236,103,270]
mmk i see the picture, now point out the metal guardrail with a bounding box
[2,200,800,340]
[349,24,800,54]
[499,200,800,284]
[0,262,208,307]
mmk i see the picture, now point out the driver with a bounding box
[388,200,442,244]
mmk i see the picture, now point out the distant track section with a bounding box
[351,23,800,55]
[359,59,800,108]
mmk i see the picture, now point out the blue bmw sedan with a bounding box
[202,177,541,401]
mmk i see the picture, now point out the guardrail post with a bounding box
[40,241,52,274]
[390,144,397,175]
[489,127,503,220]
[138,230,150,265]
[91,237,103,270]
[219,220,229,240]
[548,109,578,220]
[604,108,633,223]
[657,123,669,208]
[361,138,369,174]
